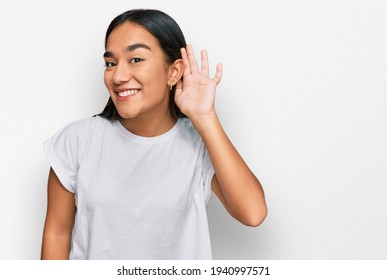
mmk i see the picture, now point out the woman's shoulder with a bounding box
[49,115,109,141]
[64,115,108,130]
[178,117,202,142]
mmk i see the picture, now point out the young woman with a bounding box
[41,9,267,260]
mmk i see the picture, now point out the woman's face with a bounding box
[103,22,172,120]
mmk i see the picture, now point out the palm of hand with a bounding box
[174,45,222,119]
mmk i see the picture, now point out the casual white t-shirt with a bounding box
[43,116,215,259]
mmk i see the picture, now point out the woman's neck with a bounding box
[119,110,177,137]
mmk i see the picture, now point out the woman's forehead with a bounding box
[106,22,158,50]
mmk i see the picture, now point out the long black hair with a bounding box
[96,9,187,120]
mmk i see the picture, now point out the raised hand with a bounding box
[175,46,267,229]
[174,44,222,120]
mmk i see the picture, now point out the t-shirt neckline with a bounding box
[112,118,184,143]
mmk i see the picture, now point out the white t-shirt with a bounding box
[43,116,215,259]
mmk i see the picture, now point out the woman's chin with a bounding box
[117,111,140,119]
[113,103,141,119]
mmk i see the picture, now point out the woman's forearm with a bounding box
[191,112,267,226]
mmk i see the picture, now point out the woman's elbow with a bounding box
[240,205,268,227]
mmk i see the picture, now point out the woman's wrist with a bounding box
[189,110,221,139]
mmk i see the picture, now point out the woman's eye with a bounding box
[105,61,116,68]
[130,57,143,63]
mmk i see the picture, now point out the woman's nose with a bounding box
[112,62,131,84]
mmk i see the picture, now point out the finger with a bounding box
[180,47,191,77]
[186,44,199,74]
[213,63,223,85]
[200,49,209,76]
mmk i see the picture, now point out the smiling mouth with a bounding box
[116,89,140,97]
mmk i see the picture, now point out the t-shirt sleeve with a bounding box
[43,118,90,193]
[202,145,215,206]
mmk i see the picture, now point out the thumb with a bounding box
[175,80,183,96]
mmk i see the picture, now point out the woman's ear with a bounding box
[168,59,184,88]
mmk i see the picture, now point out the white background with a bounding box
[0,0,386,259]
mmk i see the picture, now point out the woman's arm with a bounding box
[192,113,267,227]
[41,168,76,260]
[175,45,267,227]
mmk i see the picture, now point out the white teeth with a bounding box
[117,89,139,97]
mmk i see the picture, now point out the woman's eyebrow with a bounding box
[103,51,114,58]
[127,43,151,52]
[103,43,151,58]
